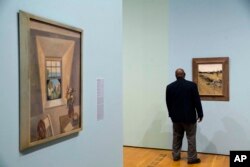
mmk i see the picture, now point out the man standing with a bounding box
[166,68,203,164]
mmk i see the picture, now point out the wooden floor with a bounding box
[123,147,229,167]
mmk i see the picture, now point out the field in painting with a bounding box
[198,71,223,95]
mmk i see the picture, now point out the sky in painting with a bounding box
[198,64,222,72]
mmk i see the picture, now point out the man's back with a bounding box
[166,78,203,123]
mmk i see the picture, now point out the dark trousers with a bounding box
[172,122,197,161]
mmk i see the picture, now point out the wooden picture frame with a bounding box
[19,11,83,151]
[192,57,229,101]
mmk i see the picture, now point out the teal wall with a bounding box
[123,0,168,148]
[124,0,250,155]
[168,0,250,155]
[0,0,123,166]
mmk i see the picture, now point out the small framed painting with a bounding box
[192,57,229,101]
[19,11,83,151]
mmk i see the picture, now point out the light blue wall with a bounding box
[0,0,123,166]
[123,0,168,149]
[168,0,250,154]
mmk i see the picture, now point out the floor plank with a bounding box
[123,147,229,167]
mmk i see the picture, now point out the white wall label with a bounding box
[97,78,104,120]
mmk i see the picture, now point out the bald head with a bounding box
[175,68,185,79]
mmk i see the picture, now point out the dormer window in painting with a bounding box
[46,59,62,101]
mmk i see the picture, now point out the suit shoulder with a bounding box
[185,80,197,85]
[167,81,177,88]
[184,80,198,89]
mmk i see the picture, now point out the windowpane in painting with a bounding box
[46,60,62,101]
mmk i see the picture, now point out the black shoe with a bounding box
[188,158,201,164]
[173,157,181,161]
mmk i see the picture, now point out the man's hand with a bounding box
[197,117,203,123]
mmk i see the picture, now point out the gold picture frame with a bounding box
[192,57,229,101]
[19,11,83,151]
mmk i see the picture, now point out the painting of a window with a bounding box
[46,60,62,100]
[19,11,82,151]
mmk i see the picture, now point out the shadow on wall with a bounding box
[20,132,79,155]
[170,123,217,153]
[211,117,250,153]
[197,126,217,153]
[197,116,250,154]
[139,114,250,154]
[140,111,172,149]
[0,157,6,167]
[242,0,250,16]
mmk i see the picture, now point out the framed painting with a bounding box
[192,57,229,101]
[19,11,83,151]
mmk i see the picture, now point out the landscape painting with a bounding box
[198,64,223,96]
[192,57,229,101]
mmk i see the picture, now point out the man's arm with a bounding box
[193,84,203,122]
[166,86,172,117]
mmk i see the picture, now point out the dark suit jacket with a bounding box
[166,78,203,123]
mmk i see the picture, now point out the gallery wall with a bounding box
[0,0,123,167]
[168,0,250,154]
[123,0,168,148]
[123,0,250,155]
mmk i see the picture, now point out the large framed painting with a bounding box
[192,57,229,101]
[19,11,83,151]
